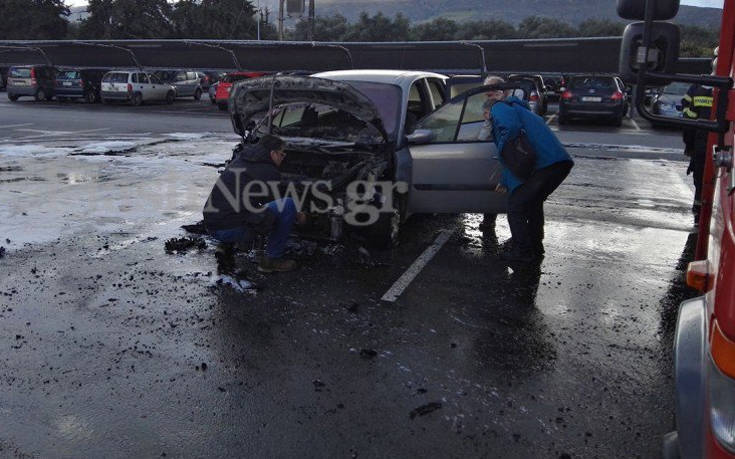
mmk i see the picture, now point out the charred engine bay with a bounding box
[278,147,390,198]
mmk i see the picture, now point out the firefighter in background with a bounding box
[681,82,713,221]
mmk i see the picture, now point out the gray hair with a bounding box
[483,75,505,86]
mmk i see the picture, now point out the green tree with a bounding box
[291,14,350,41]
[410,18,459,41]
[342,12,411,42]
[0,0,69,39]
[453,20,517,40]
[79,0,173,39]
[576,19,625,37]
[517,16,576,38]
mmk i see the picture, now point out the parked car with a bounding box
[153,70,203,100]
[208,81,219,105]
[559,74,630,126]
[55,68,109,104]
[100,70,176,105]
[6,65,56,102]
[0,66,8,91]
[508,73,549,115]
[651,81,689,119]
[230,70,512,246]
[215,71,267,111]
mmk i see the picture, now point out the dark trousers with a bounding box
[507,160,573,253]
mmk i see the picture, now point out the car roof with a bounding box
[313,70,447,90]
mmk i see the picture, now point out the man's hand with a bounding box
[296,212,307,225]
[495,184,507,194]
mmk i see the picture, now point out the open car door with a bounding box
[406,84,528,215]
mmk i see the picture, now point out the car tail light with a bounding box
[530,92,539,102]
[708,324,735,453]
[30,68,36,86]
[611,91,624,101]
[561,90,573,100]
[687,260,712,292]
[127,83,132,93]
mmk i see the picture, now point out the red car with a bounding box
[215,71,266,111]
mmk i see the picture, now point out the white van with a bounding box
[100,71,176,105]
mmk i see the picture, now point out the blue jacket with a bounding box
[490,97,573,192]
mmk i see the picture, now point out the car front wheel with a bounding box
[193,88,202,101]
[131,92,143,106]
[166,91,175,104]
[8,94,18,102]
[35,89,46,102]
[85,91,96,104]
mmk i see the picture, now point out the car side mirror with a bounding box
[617,0,679,20]
[619,21,680,83]
[406,129,434,145]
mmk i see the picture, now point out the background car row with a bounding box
[2,65,233,105]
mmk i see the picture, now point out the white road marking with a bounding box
[381,229,454,303]
[629,118,642,131]
[546,114,557,125]
[0,123,33,129]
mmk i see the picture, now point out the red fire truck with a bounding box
[620,0,735,457]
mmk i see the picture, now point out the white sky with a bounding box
[66,0,725,7]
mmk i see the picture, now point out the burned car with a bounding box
[229,70,510,246]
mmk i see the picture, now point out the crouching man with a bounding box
[203,134,305,273]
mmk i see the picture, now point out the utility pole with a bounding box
[278,0,285,41]
[307,0,315,41]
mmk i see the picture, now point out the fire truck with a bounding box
[619,0,735,457]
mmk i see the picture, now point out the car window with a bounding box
[427,80,446,109]
[10,68,31,78]
[187,72,196,80]
[148,74,160,84]
[408,80,432,121]
[176,72,187,82]
[456,92,493,142]
[59,71,79,80]
[415,96,464,143]
[137,73,149,84]
[569,77,615,89]
[103,73,128,83]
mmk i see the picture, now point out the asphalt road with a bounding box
[0,98,697,458]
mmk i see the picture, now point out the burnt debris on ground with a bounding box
[164,237,207,254]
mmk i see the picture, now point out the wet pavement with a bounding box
[0,122,699,457]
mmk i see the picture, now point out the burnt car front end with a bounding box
[229,75,401,244]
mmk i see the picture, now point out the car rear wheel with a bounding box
[166,91,175,104]
[8,94,18,102]
[131,92,143,106]
[193,88,202,101]
[35,89,46,102]
[85,91,96,104]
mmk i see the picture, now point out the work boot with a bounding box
[215,243,236,274]
[257,257,297,273]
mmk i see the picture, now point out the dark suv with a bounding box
[55,68,109,103]
[559,74,629,126]
[7,65,56,101]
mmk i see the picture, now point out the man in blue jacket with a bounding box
[491,96,574,262]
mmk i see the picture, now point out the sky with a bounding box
[66,0,725,7]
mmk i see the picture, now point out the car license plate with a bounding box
[63,81,72,86]
[582,96,602,102]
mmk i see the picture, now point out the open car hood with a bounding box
[229,75,389,143]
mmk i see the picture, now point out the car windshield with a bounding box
[103,73,128,83]
[343,81,401,138]
[569,77,615,89]
[255,102,385,145]
[58,71,79,80]
[10,68,31,78]
[663,82,691,95]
